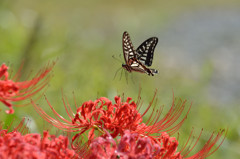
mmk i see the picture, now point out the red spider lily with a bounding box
[0,129,78,159]
[32,91,189,145]
[88,130,169,159]
[0,118,78,159]
[0,62,55,114]
[89,129,226,159]
[32,91,227,158]
[89,130,159,159]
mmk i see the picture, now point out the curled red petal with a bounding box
[0,61,55,113]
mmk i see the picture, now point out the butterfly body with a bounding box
[122,59,156,76]
[122,31,158,76]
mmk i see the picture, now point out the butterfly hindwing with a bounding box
[130,60,150,74]
[136,37,158,66]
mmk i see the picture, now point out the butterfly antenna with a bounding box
[119,53,122,58]
[112,55,123,63]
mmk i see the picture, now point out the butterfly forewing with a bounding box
[136,37,158,66]
[122,32,136,65]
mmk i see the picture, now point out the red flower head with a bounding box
[33,91,190,143]
[32,91,227,158]
[33,93,146,144]
[0,62,55,114]
[0,130,78,159]
[89,130,161,159]
[89,129,226,159]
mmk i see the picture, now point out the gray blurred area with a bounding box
[159,9,240,105]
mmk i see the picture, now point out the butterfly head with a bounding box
[122,64,131,73]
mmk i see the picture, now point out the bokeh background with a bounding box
[0,0,239,158]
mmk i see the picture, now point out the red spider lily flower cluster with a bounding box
[89,128,226,159]
[89,130,162,159]
[32,91,227,158]
[0,129,78,159]
[33,92,188,144]
[0,62,54,114]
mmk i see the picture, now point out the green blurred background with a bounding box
[0,0,239,158]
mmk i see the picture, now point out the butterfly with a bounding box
[122,31,158,76]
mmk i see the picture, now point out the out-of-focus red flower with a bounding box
[89,130,158,159]
[89,130,227,159]
[32,91,226,158]
[89,129,226,159]
[0,129,78,159]
[0,62,54,114]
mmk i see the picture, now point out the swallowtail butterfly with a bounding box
[122,31,158,76]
